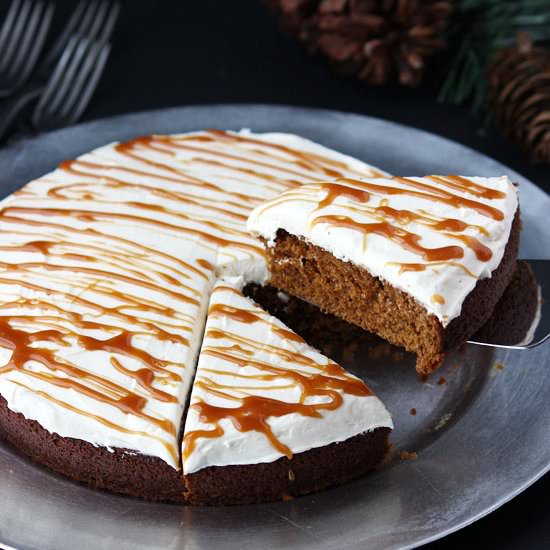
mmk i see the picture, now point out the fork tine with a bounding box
[85,0,109,41]
[38,0,87,73]
[72,1,100,40]
[63,42,110,124]
[0,0,22,62]
[0,0,31,72]
[32,36,81,124]
[15,2,54,83]
[97,2,120,45]
[9,1,43,75]
[46,38,92,117]
[38,1,120,78]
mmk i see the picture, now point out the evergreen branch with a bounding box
[439,0,550,110]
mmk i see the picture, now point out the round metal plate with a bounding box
[0,105,549,550]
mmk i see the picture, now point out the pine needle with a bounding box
[439,0,550,112]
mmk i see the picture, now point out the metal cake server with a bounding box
[467,259,549,350]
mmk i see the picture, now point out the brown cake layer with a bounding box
[0,395,186,502]
[244,282,372,359]
[263,211,520,374]
[185,427,391,506]
[0,391,390,505]
[1,356,392,505]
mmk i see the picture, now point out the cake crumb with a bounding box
[400,450,418,461]
[435,412,452,431]
[410,408,417,416]
[282,494,294,502]
[419,373,429,383]
[276,291,290,303]
[368,342,394,360]
[494,362,505,371]
[392,350,404,362]
[342,341,359,363]
[437,376,447,385]
[288,470,295,481]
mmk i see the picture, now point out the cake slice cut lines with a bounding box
[182,279,392,474]
[0,130,384,476]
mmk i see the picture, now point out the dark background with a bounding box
[4,0,550,548]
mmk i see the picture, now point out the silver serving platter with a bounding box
[0,105,549,550]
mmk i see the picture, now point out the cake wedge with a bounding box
[247,176,520,374]
[182,278,393,505]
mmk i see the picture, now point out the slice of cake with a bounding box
[247,176,520,374]
[182,278,393,505]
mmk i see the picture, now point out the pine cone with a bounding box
[488,33,550,164]
[267,0,451,86]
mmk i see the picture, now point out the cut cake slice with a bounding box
[182,278,393,505]
[247,176,520,373]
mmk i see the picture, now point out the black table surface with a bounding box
[4,1,550,548]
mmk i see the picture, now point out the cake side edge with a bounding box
[184,427,391,506]
[0,395,186,502]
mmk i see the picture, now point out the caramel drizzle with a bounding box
[145,135,349,184]
[0,215,203,446]
[183,286,373,461]
[388,261,476,278]
[0,130,382,453]
[2,205,263,256]
[0,319,177,432]
[0,213,213,283]
[11,378,179,463]
[313,215,465,262]
[197,129,386,179]
[256,177,507,268]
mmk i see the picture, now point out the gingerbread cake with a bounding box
[247,176,520,373]
[0,129,392,505]
[183,278,391,505]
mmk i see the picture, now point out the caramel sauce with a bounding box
[3,205,263,256]
[183,290,373,461]
[431,294,445,305]
[388,262,476,278]
[11,379,179,463]
[312,215,465,262]
[428,175,506,200]
[203,129,385,178]
[147,137,322,182]
[444,233,492,262]
[63,157,264,206]
[0,319,176,435]
[340,177,505,221]
[196,258,214,271]
[301,177,502,264]
[316,182,370,211]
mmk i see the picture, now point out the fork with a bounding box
[0,1,119,142]
[37,0,120,78]
[0,35,111,141]
[32,35,111,131]
[0,0,55,98]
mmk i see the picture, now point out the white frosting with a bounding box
[248,176,518,325]
[182,277,392,474]
[0,130,385,469]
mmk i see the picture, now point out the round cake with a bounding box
[0,130,393,505]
